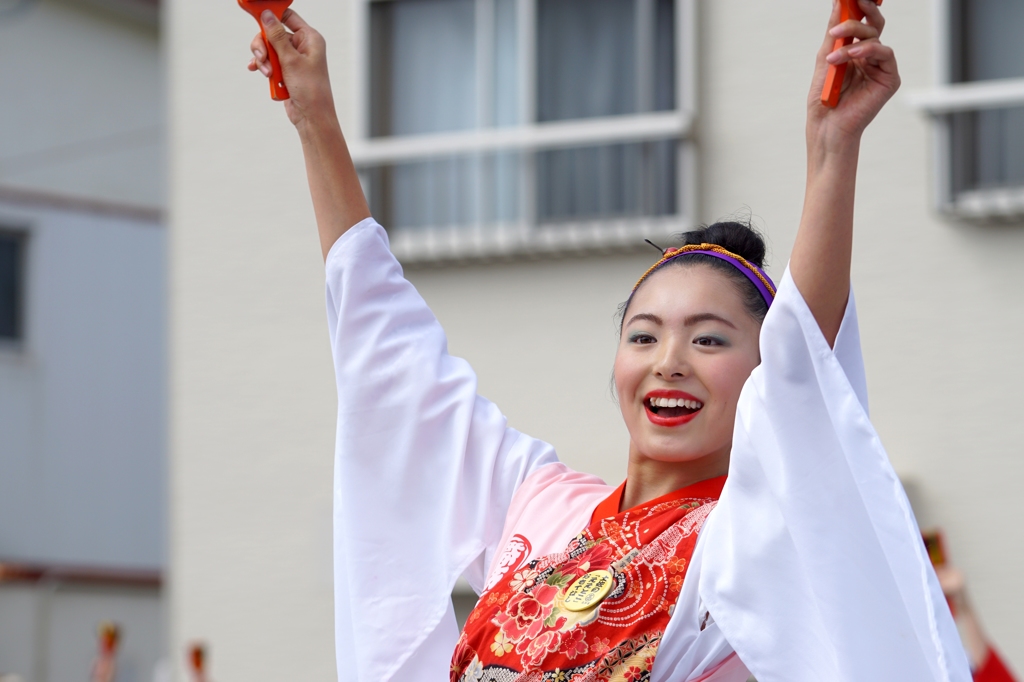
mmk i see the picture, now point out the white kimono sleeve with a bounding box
[698,269,973,682]
[325,219,557,681]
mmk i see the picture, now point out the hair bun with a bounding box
[677,221,767,269]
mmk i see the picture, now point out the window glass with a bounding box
[370,0,478,136]
[951,107,1024,192]
[536,140,676,222]
[958,0,1024,82]
[367,152,522,229]
[493,0,519,127]
[0,232,24,340]
[537,0,636,121]
[653,0,677,112]
[536,0,675,121]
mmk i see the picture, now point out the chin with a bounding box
[637,437,719,463]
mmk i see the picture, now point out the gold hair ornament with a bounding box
[631,243,777,299]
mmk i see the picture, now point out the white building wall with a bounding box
[0,195,165,569]
[169,0,1024,680]
[0,0,163,207]
[0,2,167,679]
[0,193,166,682]
[168,2,345,678]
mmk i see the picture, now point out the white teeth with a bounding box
[650,397,704,409]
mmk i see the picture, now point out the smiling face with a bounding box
[614,264,763,473]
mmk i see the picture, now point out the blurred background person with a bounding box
[927,529,1018,682]
[938,564,1018,682]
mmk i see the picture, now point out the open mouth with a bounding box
[644,393,703,426]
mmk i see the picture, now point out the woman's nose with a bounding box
[653,341,690,379]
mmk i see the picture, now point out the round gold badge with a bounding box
[562,569,614,612]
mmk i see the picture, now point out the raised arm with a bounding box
[249,9,370,259]
[790,0,900,346]
[248,17,563,679]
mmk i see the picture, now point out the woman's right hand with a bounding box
[806,0,900,150]
[249,9,369,258]
[248,9,337,132]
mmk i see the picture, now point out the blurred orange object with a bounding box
[237,0,294,101]
[188,642,209,682]
[922,529,948,568]
[821,0,883,108]
[90,622,120,682]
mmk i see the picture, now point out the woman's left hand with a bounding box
[807,0,901,148]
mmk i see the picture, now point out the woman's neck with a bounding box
[620,447,730,511]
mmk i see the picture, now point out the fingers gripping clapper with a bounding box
[821,0,882,108]
[238,0,294,101]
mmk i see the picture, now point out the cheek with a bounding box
[703,355,758,408]
[612,349,641,404]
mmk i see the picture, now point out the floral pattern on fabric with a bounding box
[451,479,724,682]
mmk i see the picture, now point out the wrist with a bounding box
[295,95,342,143]
[806,131,861,175]
[806,110,863,146]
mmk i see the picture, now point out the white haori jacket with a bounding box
[325,218,971,682]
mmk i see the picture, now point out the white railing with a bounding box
[349,111,692,166]
[387,214,687,262]
[906,77,1024,115]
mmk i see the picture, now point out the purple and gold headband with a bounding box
[633,243,776,307]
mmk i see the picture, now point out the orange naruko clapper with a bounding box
[238,0,294,101]
[821,0,883,108]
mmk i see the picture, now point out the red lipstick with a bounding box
[643,389,704,427]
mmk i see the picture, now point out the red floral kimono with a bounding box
[452,476,727,682]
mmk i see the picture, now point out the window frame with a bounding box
[350,0,699,262]
[907,0,1024,219]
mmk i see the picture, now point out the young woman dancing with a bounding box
[247,2,972,680]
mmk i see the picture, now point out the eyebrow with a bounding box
[626,313,662,327]
[683,312,737,329]
[625,311,737,330]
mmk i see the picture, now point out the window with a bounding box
[355,0,695,260]
[0,230,25,342]
[948,0,1024,212]
[911,0,1024,217]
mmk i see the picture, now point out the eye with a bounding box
[628,332,656,345]
[693,335,726,347]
